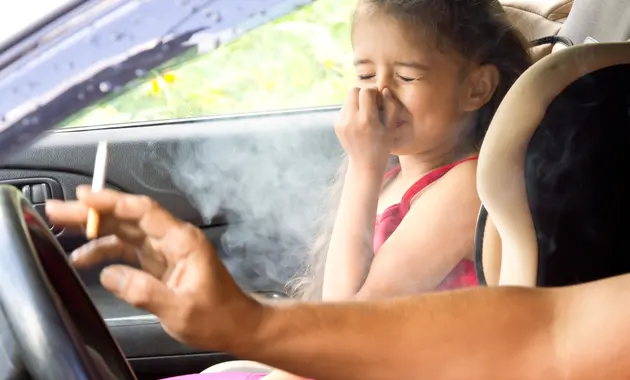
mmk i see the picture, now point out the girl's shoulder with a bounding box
[402,156,478,213]
[429,157,478,193]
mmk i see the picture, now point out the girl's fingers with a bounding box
[381,88,402,130]
[344,87,361,112]
[358,87,379,122]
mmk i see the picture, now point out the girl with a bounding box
[48,0,531,379]
[291,0,532,301]
[196,0,531,378]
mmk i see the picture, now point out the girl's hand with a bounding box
[335,87,401,173]
[45,186,262,351]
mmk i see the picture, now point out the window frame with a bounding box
[0,0,320,157]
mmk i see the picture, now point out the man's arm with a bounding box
[232,275,630,380]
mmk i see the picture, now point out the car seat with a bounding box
[501,0,574,60]
[475,41,630,287]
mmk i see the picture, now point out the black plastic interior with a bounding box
[0,108,340,379]
[473,205,488,286]
[475,64,630,287]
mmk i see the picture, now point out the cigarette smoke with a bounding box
[168,120,343,291]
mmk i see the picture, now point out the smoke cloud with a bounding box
[168,122,342,292]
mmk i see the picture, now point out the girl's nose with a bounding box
[376,77,389,92]
[376,75,397,94]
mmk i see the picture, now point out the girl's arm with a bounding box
[320,86,399,300]
[264,159,478,379]
[260,162,383,380]
[354,160,480,298]
[321,162,383,300]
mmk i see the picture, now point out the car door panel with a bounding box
[0,0,350,377]
[1,107,341,378]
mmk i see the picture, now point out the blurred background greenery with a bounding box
[59,0,356,129]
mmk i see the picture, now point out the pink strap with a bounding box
[399,156,479,215]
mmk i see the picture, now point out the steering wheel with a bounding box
[0,185,136,380]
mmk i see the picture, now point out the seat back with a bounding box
[474,42,630,287]
[558,0,630,43]
[501,0,573,60]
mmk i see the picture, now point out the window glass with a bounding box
[59,0,356,129]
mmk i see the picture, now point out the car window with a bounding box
[59,0,355,129]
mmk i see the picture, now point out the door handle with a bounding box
[0,178,64,233]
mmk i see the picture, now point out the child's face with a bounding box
[352,12,483,157]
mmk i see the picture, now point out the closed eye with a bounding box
[358,74,375,81]
[397,74,417,82]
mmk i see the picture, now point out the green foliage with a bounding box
[59,0,356,128]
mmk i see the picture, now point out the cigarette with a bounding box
[86,141,109,239]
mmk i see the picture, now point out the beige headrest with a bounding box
[501,0,574,61]
[502,0,573,24]
[477,41,630,286]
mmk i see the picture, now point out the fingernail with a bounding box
[70,250,82,261]
[101,267,127,291]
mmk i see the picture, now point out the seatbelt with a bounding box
[530,35,574,48]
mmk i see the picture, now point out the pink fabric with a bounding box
[159,157,479,380]
[373,156,479,290]
[162,374,266,380]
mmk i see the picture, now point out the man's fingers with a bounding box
[100,264,177,317]
[46,200,89,225]
[47,198,146,242]
[75,185,124,212]
[74,186,184,242]
[70,235,139,268]
[77,186,183,239]
[157,222,214,263]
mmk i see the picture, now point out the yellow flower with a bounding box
[324,59,334,69]
[163,72,175,83]
[263,80,276,91]
[151,80,160,94]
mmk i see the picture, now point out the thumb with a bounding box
[101,265,176,317]
[381,88,401,129]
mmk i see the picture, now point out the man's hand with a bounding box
[46,186,262,352]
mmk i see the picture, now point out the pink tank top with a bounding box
[160,159,480,380]
[373,156,479,290]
